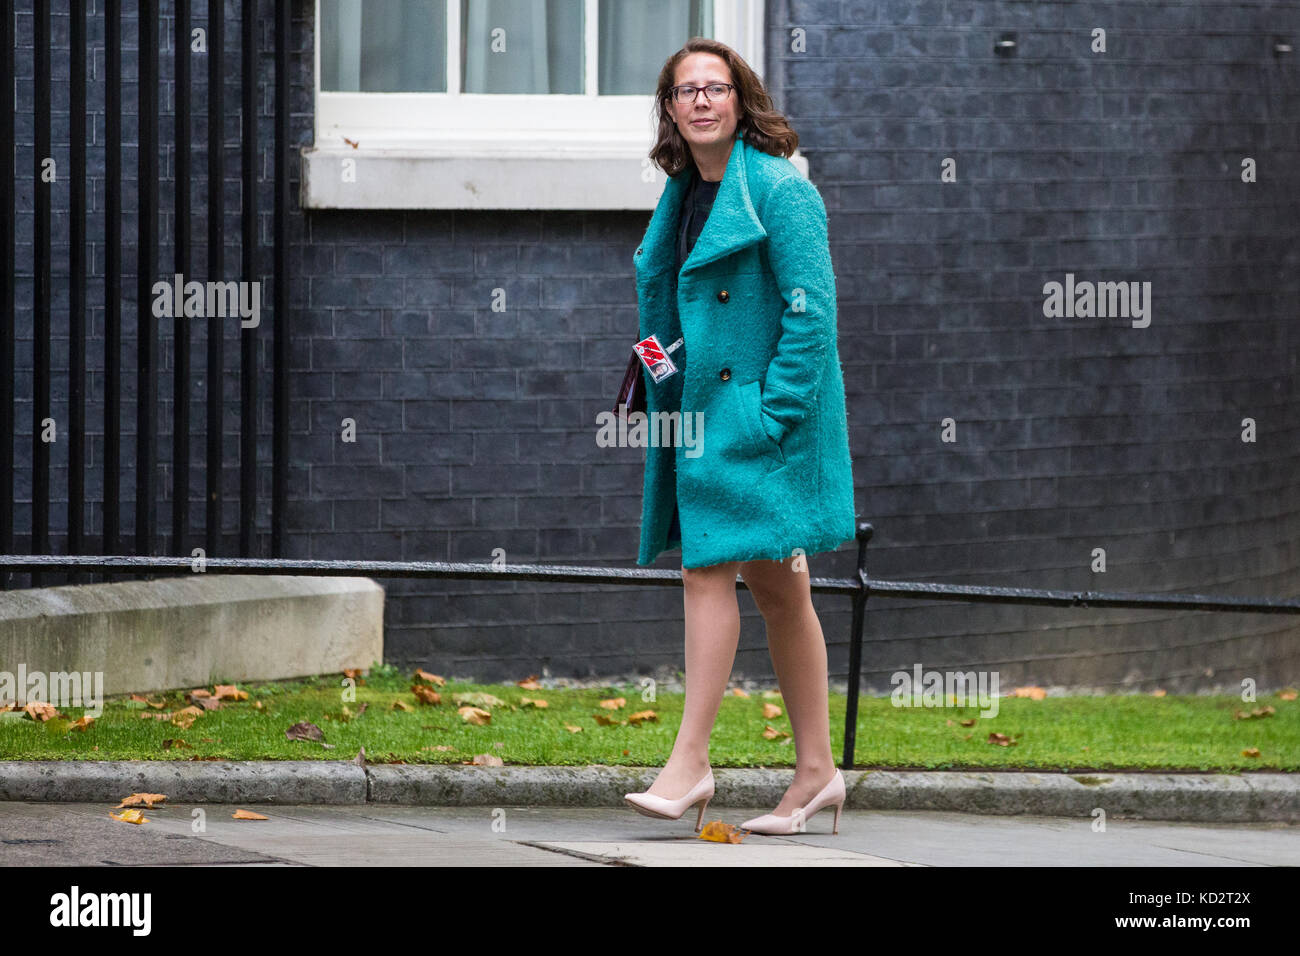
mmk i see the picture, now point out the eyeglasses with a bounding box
[669,83,734,105]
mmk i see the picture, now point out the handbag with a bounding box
[614,348,647,415]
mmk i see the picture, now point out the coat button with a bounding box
[716,289,729,302]
[719,367,731,381]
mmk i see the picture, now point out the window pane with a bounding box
[321,0,446,92]
[461,0,584,94]
[598,0,713,95]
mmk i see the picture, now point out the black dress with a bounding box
[667,167,723,547]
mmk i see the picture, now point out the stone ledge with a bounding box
[0,574,384,698]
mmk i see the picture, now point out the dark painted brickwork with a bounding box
[6,0,1299,691]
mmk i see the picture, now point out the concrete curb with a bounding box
[0,760,367,805]
[2,762,1296,822]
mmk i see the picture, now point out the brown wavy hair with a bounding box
[648,37,798,177]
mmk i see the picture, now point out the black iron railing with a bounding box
[1,1,293,590]
[4,521,1298,769]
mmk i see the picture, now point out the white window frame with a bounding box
[301,0,802,210]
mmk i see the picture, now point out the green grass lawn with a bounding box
[2,663,1296,772]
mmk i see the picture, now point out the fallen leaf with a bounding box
[414,669,446,686]
[232,809,268,820]
[421,744,456,752]
[1010,687,1046,700]
[1152,688,1167,697]
[453,691,505,708]
[110,809,149,824]
[762,725,790,740]
[23,701,62,721]
[471,753,504,766]
[1241,747,1262,758]
[344,668,365,684]
[213,685,248,701]
[285,721,324,742]
[116,792,168,809]
[459,706,491,726]
[730,688,750,697]
[960,718,977,727]
[412,685,441,705]
[392,700,414,712]
[699,820,747,843]
[627,710,658,725]
[592,713,623,726]
[194,697,225,712]
[1233,706,1276,720]
[188,689,212,700]
[564,724,584,733]
[987,732,1017,746]
[171,706,204,730]
[1279,688,1297,701]
[762,702,782,719]
[162,738,191,750]
[252,700,265,711]
[598,697,627,710]
[519,697,549,708]
[70,716,95,731]
[516,675,543,689]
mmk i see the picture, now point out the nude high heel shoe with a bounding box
[741,768,846,835]
[624,768,715,832]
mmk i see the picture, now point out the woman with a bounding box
[623,38,856,835]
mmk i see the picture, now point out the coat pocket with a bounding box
[736,379,786,473]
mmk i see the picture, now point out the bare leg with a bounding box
[740,555,837,815]
[644,560,742,799]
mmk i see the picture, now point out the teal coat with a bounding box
[633,132,856,568]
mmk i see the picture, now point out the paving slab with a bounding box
[1,802,1295,867]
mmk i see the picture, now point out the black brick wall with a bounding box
[6,0,1300,692]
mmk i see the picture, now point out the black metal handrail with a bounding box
[4,521,1298,769]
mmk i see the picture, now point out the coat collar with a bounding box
[639,131,768,278]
